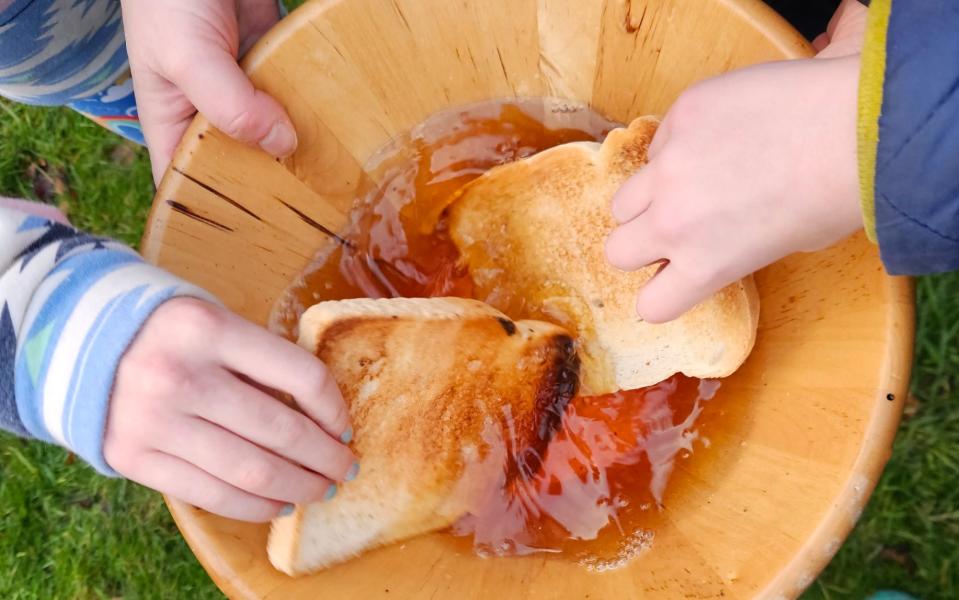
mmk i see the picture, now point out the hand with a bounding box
[120,0,297,183]
[605,1,867,323]
[812,0,869,57]
[104,298,356,522]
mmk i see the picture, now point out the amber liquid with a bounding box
[272,99,723,568]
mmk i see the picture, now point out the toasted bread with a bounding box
[268,297,578,575]
[446,116,759,394]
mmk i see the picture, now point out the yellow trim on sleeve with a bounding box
[857,0,892,243]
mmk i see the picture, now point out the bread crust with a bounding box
[268,297,578,575]
[447,117,760,394]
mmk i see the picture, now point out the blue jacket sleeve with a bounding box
[864,0,959,274]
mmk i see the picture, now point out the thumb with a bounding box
[170,47,297,158]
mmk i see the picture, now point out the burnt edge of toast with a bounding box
[508,334,579,482]
[311,310,580,485]
[496,317,517,336]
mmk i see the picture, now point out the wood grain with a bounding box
[143,0,914,598]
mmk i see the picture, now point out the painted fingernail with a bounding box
[278,503,294,517]
[345,461,360,482]
[260,121,297,157]
[324,484,338,502]
[340,427,353,444]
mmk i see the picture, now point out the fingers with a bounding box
[811,32,831,52]
[236,0,282,56]
[125,451,283,522]
[816,0,868,58]
[159,416,335,505]
[611,119,670,223]
[634,263,717,324]
[122,59,198,183]
[646,116,670,158]
[144,111,192,184]
[611,171,654,224]
[209,309,352,442]
[606,214,666,272]
[193,368,357,482]
[171,48,297,158]
[828,0,869,39]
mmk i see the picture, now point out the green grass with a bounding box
[0,102,222,600]
[1,91,957,599]
[805,274,959,600]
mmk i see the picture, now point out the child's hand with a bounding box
[103,298,356,522]
[605,2,867,324]
[812,0,868,57]
[121,0,297,183]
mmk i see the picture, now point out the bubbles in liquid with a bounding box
[577,529,655,572]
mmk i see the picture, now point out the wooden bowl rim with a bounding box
[146,0,916,597]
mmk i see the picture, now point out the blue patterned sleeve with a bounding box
[0,204,215,475]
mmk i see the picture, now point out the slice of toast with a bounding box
[268,297,578,575]
[446,116,759,394]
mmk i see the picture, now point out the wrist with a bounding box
[13,240,215,475]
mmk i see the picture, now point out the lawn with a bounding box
[1,6,956,600]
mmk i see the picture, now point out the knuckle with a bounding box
[649,206,682,243]
[103,442,138,474]
[173,299,224,331]
[222,108,261,143]
[668,85,707,127]
[162,54,194,84]
[269,412,308,449]
[201,485,232,513]
[652,151,683,187]
[165,299,225,346]
[329,402,350,432]
[235,459,276,493]
[302,363,333,398]
[682,260,718,288]
[129,354,191,400]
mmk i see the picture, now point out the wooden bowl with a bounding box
[142,0,915,597]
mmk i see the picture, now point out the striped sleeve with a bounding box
[0,203,215,475]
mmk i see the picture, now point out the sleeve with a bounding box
[0,203,216,475]
[857,0,959,275]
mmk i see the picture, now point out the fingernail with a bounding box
[260,121,297,157]
[340,427,353,444]
[345,461,360,481]
[278,503,294,517]
[324,484,338,502]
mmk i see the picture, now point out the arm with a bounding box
[120,0,297,182]
[858,0,959,274]
[0,200,213,473]
[1,201,357,521]
[1,0,294,177]
[605,1,867,323]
